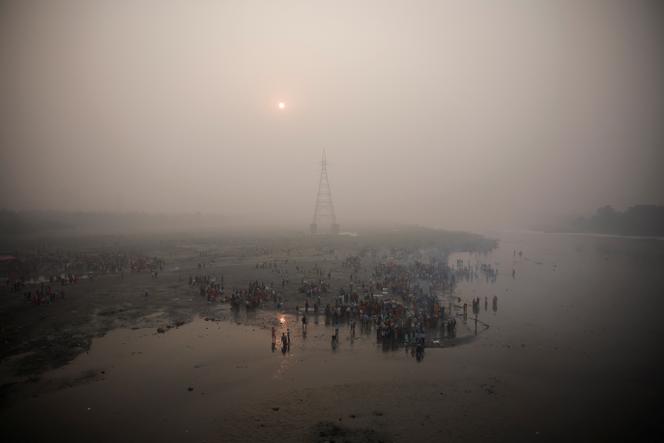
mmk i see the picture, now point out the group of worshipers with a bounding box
[129,256,165,273]
[4,249,165,307]
[7,273,80,292]
[230,280,276,309]
[4,250,163,284]
[189,273,279,309]
[288,292,459,354]
[462,294,498,320]
[22,283,66,306]
[454,258,498,284]
[263,244,510,363]
[189,274,225,303]
[287,257,465,349]
[299,279,329,297]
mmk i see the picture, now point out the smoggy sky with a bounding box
[1,0,663,230]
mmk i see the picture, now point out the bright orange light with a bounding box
[279,316,286,324]
[278,102,286,110]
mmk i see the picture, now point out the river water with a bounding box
[2,231,663,442]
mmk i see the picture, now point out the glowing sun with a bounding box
[277,101,286,110]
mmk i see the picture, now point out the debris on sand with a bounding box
[156,327,166,334]
[187,386,194,392]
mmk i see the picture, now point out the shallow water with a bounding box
[3,231,664,442]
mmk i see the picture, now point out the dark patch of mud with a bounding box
[8,334,92,376]
[0,367,106,408]
[312,421,390,443]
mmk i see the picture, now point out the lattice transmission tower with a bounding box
[310,150,339,235]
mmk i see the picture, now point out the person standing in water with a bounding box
[271,326,276,352]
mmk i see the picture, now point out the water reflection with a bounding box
[271,305,488,363]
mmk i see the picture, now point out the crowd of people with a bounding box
[230,281,276,309]
[3,250,165,308]
[189,273,225,303]
[299,279,329,297]
[189,272,284,310]
[454,258,499,284]
[262,245,507,364]
[22,283,67,306]
[281,255,475,356]
[3,251,164,287]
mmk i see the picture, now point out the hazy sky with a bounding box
[1,0,662,230]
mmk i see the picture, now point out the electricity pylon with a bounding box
[310,150,339,235]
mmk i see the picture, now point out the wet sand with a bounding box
[2,231,664,442]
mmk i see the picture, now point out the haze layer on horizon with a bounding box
[1,0,663,231]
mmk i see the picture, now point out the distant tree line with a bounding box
[568,205,664,237]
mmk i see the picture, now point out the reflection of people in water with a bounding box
[492,295,498,313]
[301,314,307,336]
[331,327,339,349]
[444,318,457,338]
[413,337,424,361]
[281,332,288,354]
[271,326,276,352]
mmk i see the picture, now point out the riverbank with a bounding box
[2,229,663,442]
